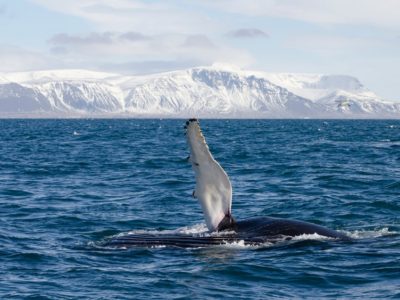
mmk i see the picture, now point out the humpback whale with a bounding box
[104,119,348,248]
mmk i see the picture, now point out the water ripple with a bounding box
[0,119,399,299]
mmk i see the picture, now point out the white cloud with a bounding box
[46,31,253,73]
[29,0,253,74]
[101,59,210,75]
[201,0,400,30]
[182,35,216,48]
[284,34,388,56]
[0,45,53,72]
[30,0,217,34]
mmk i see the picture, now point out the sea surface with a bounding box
[0,119,399,299]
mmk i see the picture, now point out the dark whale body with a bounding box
[104,217,349,248]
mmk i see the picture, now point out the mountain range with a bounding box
[0,66,399,118]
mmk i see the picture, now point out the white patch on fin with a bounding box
[185,119,232,232]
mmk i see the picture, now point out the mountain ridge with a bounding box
[0,66,398,118]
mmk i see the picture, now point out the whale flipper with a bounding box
[185,119,234,232]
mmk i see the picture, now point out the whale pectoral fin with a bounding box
[186,119,233,232]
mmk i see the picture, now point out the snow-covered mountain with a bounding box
[0,66,398,118]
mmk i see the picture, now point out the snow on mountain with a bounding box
[261,72,398,116]
[0,83,52,113]
[0,69,125,114]
[0,75,9,84]
[0,66,398,118]
[262,73,368,100]
[35,81,124,113]
[123,68,317,117]
[317,90,400,116]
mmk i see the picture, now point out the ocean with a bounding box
[0,119,399,299]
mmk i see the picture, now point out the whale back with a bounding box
[234,217,349,240]
[103,217,349,249]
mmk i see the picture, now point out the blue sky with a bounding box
[0,0,399,100]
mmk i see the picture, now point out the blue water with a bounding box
[0,119,399,299]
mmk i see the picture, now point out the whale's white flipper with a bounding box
[185,119,235,232]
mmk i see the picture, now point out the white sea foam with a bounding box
[175,223,209,235]
[340,227,397,239]
[121,223,209,237]
[122,223,241,238]
[291,233,335,241]
[222,240,275,249]
[150,245,167,249]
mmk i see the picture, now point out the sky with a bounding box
[0,0,399,100]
